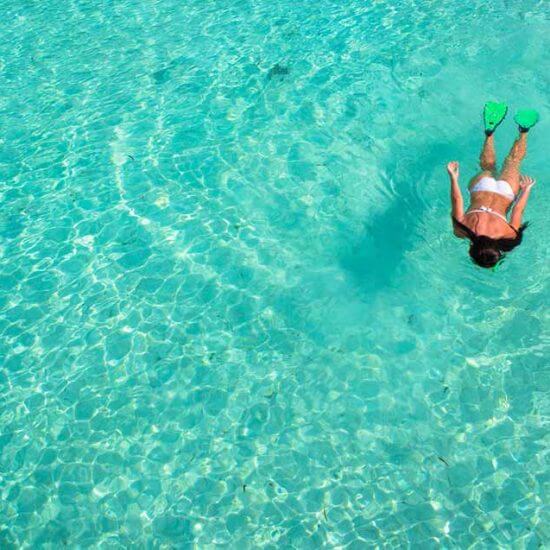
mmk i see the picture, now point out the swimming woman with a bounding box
[448,102,539,268]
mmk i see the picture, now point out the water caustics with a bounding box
[0,0,548,547]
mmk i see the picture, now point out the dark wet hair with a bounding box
[452,217,529,269]
[468,237,503,268]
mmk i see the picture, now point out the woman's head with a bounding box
[452,217,528,269]
[469,240,502,268]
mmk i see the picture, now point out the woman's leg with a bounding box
[499,132,528,195]
[479,133,497,173]
[467,134,498,191]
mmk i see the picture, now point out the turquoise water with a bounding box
[1,0,549,546]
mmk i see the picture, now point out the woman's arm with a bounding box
[510,175,535,229]
[447,161,464,230]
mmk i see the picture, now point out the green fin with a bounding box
[514,109,539,132]
[483,101,508,134]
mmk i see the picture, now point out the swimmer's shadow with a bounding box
[340,199,416,293]
[340,140,461,293]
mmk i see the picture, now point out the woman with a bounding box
[448,102,539,268]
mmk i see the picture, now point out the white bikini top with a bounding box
[465,205,508,223]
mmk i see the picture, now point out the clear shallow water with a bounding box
[0,0,549,546]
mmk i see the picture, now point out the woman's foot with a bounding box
[514,109,539,133]
[484,101,508,136]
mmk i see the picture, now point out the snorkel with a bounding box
[491,259,504,273]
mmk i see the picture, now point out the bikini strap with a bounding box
[466,206,509,223]
[466,207,520,234]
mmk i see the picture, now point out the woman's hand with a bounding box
[510,175,535,229]
[519,174,536,191]
[448,161,464,220]
[446,161,459,179]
